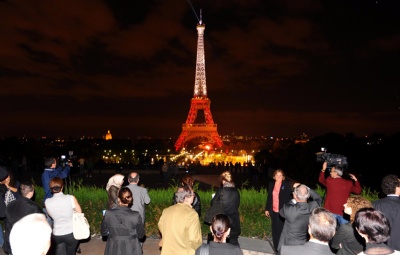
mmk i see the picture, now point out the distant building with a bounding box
[104,130,112,140]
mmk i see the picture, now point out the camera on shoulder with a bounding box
[316,147,348,171]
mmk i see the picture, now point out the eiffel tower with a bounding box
[175,14,223,151]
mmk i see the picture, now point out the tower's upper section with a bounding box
[193,16,207,98]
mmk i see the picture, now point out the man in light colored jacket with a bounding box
[158,186,202,255]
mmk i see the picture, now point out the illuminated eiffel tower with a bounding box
[175,13,223,151]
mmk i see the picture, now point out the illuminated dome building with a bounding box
[105,130,112,140]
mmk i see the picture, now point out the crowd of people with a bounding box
[265,165,400,255]
[0,156,398,255]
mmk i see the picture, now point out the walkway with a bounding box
[76,235,275,255]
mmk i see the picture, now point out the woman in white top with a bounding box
[45,177,82,255]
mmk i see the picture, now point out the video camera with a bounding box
[60,155,71,168]
[316,147,348,170]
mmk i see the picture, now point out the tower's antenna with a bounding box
[185,0,200,22]
[199,9,202,25]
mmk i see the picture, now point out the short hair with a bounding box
[44,157,55,168]
[118,187,133,208]
[294,184,310,201]
[354,208,391,244]
[211,214,230,242]
[128,173,140,183]
[273,169,286,180]
[10,213,52,255]
[174,185,193,203]
[19,181,34,197]
[332,165,343,176]
[381,174,399,195]
[309,207,336,242]
[346,196,373,222]
[49,177,63,193]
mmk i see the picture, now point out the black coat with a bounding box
[211,187,241,240]
[3,196,43,254]
[373,196,400,251]
[101,206,145,255]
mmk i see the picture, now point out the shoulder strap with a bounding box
[199,244,209,255]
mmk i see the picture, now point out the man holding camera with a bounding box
[41,156,72,228]
[41,157,72,203]
[319,162,361,225]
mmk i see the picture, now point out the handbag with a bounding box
[204,191,224,224]
[71,196,90,240]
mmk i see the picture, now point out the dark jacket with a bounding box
[3,196,43,254]
[107,185,119,210]
[281,241,335,255]
[41,166,70,202]
[195,241,243,255]
[101,206,145,255]
[330,222,365,255]
[373,196,400,251]
[211,187,241,244]
[278,188,322,251]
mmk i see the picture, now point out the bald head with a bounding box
[128,172,139,184]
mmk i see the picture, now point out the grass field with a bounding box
[34,182,379,239]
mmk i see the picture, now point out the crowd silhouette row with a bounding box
[0,157,398,255]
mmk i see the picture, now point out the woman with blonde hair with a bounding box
[209,171,241,246]
[331,196,373,255]
[106,174,124,209]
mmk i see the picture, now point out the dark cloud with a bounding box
[0,0,399,138]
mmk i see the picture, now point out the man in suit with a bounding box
[126,172,151,246]
[373,174,400,251]
[277,184,322,252]
[158,186,202,255]
[281,207,336,255]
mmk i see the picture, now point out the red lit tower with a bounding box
[175,14,223,151]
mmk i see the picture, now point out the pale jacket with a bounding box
[158,203,202,255]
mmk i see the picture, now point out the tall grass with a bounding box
[34,184,379,239]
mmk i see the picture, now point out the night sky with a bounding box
[1,0,399,139]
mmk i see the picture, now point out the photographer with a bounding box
[319,162,361,225]
[41,157,72,227]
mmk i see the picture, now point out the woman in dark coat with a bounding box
[210,171,241,246]
[101,187,144,255]
[264,169,292,252]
